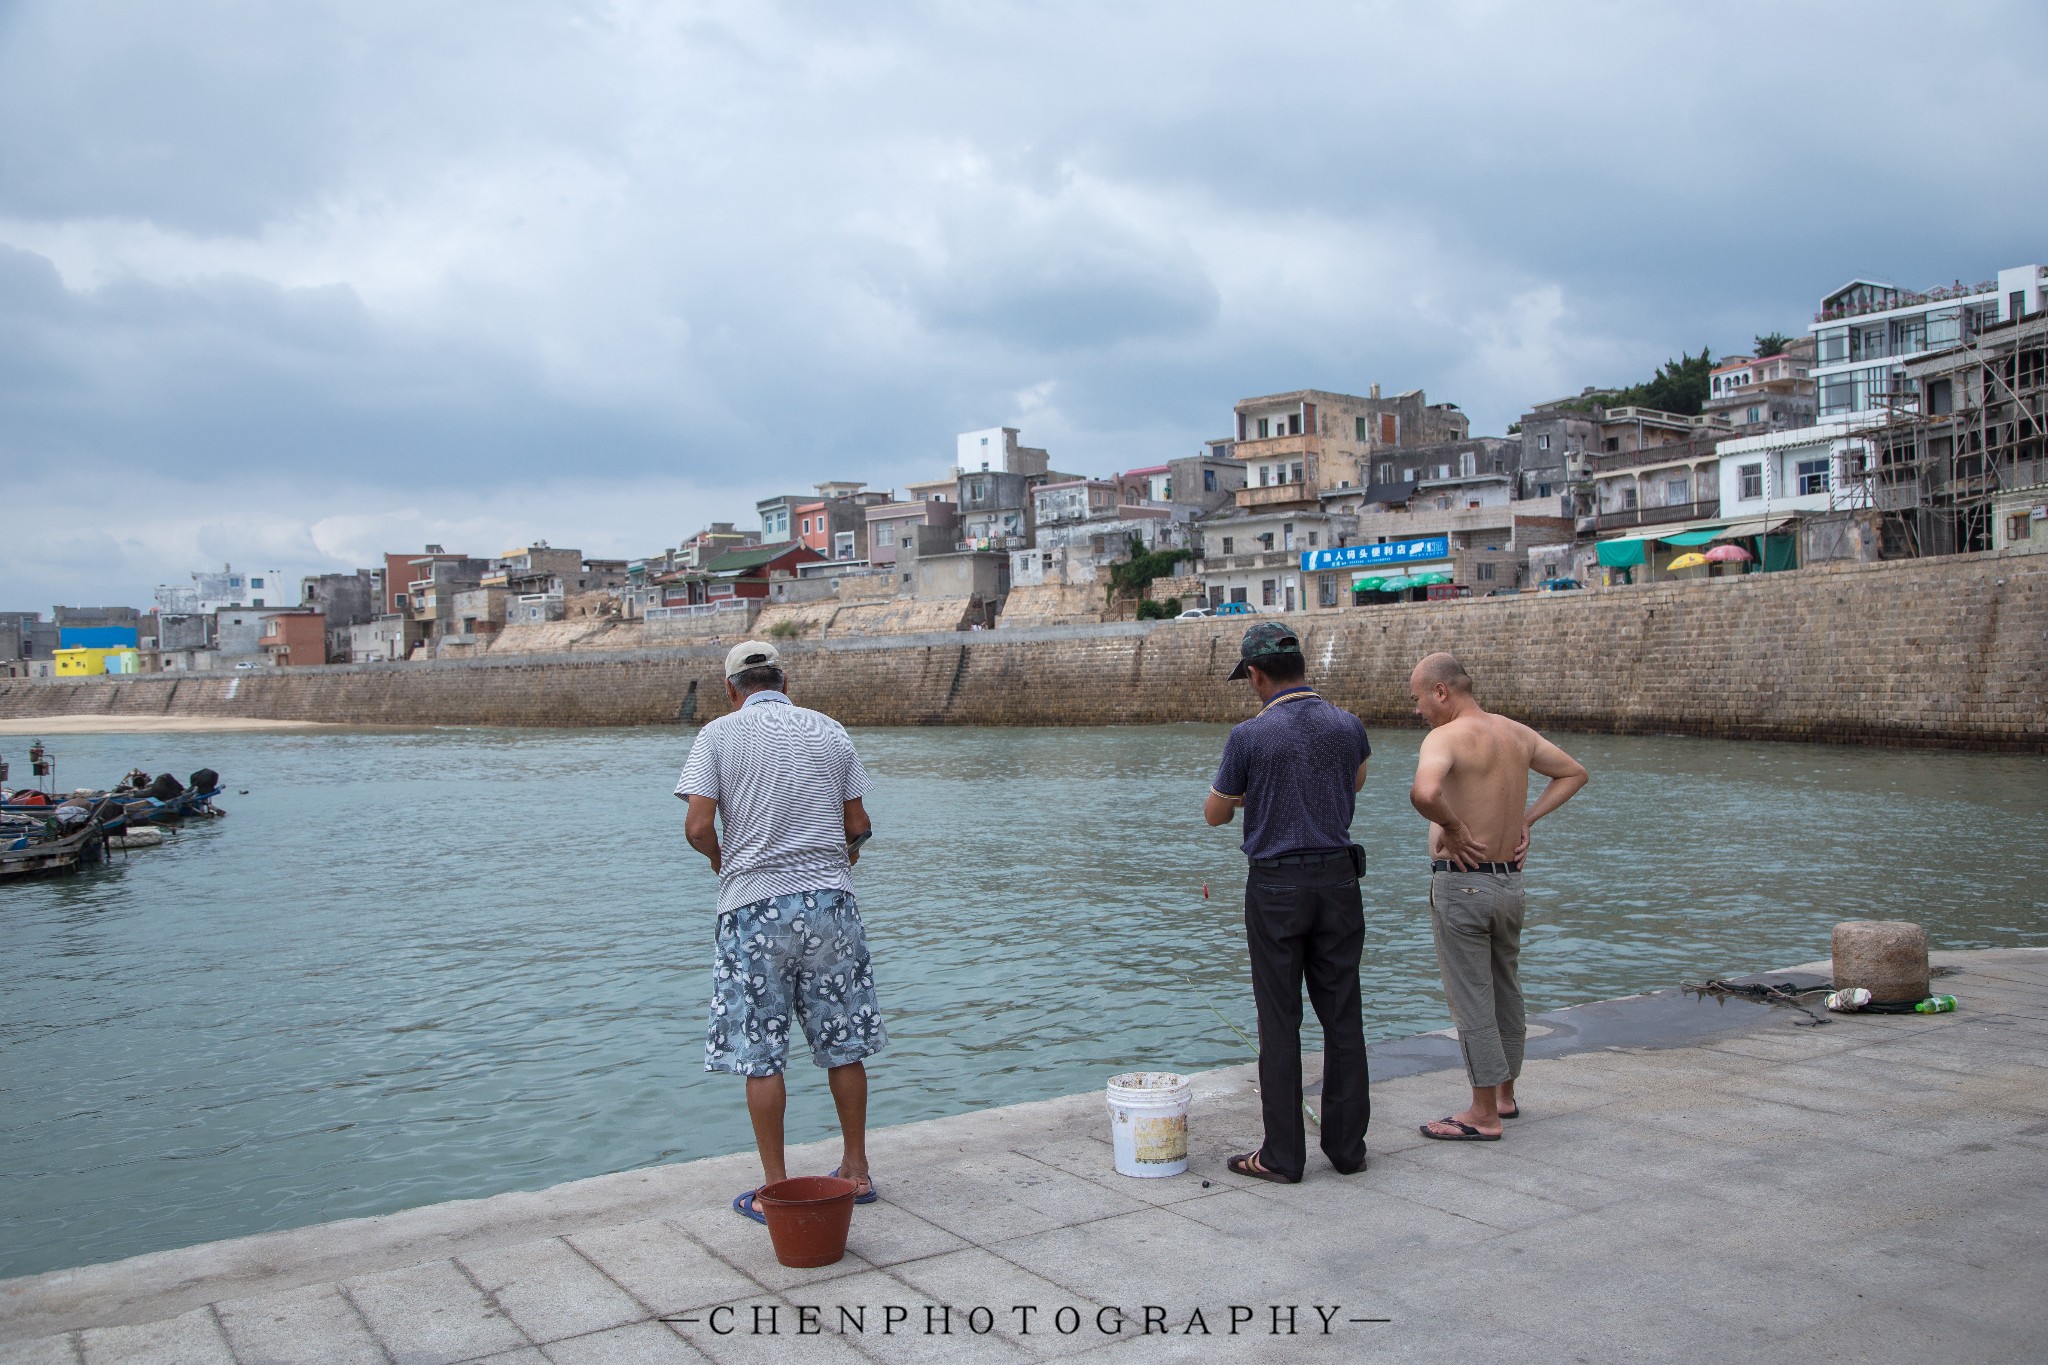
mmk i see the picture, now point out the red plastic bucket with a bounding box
[755,1175,858,1268]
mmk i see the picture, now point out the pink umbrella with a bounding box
[1705,544,1753,563]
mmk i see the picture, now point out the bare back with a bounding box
[1420,710,1547,860]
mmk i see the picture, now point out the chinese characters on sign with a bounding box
[1299,536,1450,573]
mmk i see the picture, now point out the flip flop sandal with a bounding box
[832,1166,879,1204]
[1420,1117,1502,1141]
[1498,1105,1522,1120]
[732,1189,767,1224]
[1226,1151,1299,1184]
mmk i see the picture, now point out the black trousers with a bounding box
[1244,859,1370,1179]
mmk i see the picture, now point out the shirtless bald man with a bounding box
[1407,652,1588,1142]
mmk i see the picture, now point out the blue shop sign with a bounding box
[1300,536,1450,573]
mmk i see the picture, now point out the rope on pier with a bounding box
[1683,979,1832,1027]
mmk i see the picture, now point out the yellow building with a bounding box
[52,647,142,676]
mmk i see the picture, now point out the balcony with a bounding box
[1232,433,1321,461]
[1235,481,1320,510]
[1593,498,1722,532]
[1209,551,1298,572]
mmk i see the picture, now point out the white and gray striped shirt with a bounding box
[675,691,874,914]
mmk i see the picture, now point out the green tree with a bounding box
[1105,536,1191,604]
[1753,332,1791,357]
[1630,347,1714,416]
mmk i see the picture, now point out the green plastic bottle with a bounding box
[1914,995,1958,1014]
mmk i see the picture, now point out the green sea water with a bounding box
[2,723,2044,1278]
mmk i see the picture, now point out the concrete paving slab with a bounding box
[340,1259,531,1365]
[213,1282,386,1365]
[660,1205,874,1296]
[457,1237,647,1345]
[536,1320,711,1365]
[0,1336,76,1365]
[841,1202,976,1270]
[877,1151,1153,1249]
[765,1268,1035,1365]
[667,1293,873,1365]
[882,1248,1107,1360]
[562,1220,757,1319]
[76,1307,231,1365]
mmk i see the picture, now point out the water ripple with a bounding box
[1,724,2044,1277]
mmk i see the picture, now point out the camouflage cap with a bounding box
[1226,622,1303,681]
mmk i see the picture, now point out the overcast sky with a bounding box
[3,0,2044,612]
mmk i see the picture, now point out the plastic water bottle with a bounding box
[1914,995,1958,1014]
[1825,987,1871,1012]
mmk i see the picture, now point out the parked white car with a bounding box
[1176,607,1215,619]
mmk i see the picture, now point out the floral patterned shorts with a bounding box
[706,889,887,1077]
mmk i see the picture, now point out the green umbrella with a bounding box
[1350,575,1386,592]
[1407,570,1452,587]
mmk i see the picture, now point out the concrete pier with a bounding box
[4,948,2044,1362]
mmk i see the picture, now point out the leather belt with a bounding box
[1431,860,1522,874]
[1250,850,1350,869]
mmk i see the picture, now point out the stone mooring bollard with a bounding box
[1832,920,1930,1004]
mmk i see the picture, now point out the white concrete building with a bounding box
[1715,420,1878,520]
[1718,262,2048,525]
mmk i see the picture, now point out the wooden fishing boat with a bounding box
[0,800,116,882]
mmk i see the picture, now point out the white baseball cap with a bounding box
[724,640,783,679]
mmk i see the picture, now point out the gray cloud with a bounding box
[2,0,2044,611]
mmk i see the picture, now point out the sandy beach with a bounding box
[0,717,338,736]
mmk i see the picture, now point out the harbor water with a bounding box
[3,723,2046,1279]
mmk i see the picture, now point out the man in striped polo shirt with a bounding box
[676,641,886,1223]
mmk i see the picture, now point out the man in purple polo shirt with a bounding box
[1203,622,1373,1184]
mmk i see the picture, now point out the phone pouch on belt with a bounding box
[1348,843,1366,879]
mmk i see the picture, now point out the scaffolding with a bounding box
[1846,312,2048,557]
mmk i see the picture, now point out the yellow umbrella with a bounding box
[1666,552,1711,570]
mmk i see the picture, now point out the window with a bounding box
[1288,413,1301,435]
[1460,452,1476,477]
[2008,513,2032,542]
[1261,579,1277,606]
[1377,463,1393,483]
[1318,576,1338,607]
[1404,468,1417,482]
[1203,469,1217,491]
[1259,465,1271,487]
[1307,531,1318,547]
[1257,533,1274,550]
[250,577,264,588]
[1355,416,1367,441]
[1927,378,1953,415]
[1257,417,1271,438]
[1747,406,1761,426]
[1476,562,1496,581]
[1797,458,1831,496]
[1536,482,1552,498]
[1231,587,1248,603]
[876,523,895,547]
[1620,487,1638,510]
[1739,464,1763,499]
[1538,434,1550,450]
[1379,414,1397,444]
[1665,477,1689,504]
[1604,438,1620,452]
[1282,523,1295,551]
[1290,462,1303,484]
[1434,464,1450,480]
[1221,536,1235,555]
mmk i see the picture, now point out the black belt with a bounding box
[1431,860,1522,874]
[1250,850,1350,869]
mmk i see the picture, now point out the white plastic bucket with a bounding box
[1106,1071,1192,1177]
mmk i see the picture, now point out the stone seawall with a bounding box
[3,550,2044,747]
